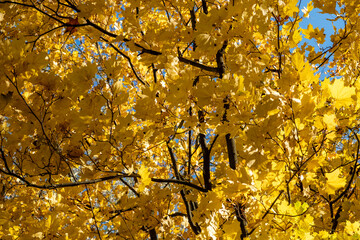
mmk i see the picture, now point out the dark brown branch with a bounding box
[167,144,181,180]
[316,43,341,70]
[226,133,237,170]
[272,12,282,78]
[197,110,211,191]
[151,63,158,83]
[149,228,158,240]
[180,190,201,234]
[1,2,218,77]
[28,25,66,49]
[216,40,228,78]
[193,76,200,86]
[309,29,352,66]
[108,207,137,221]
[85,186,102,240]
[222,95,230,122]
[0,1,32,7]
[166,141,202,234]
[1,147,207,192]
[86,19,117,38]
[188,108,193,176]
[161,0,171,22]
[103,38,148,86]
[0,1,67,25]
[151,178,207,192]
[199,133,211,191]
[5,74,78,180]
[168,212,187,217]
[235,203,248,239]
[190,8,196,30]
[287,133,326,184]
[201,0,208,14]
[42,2,71,19]
[178,56,219,73]
[63,0,80,11]
[222,95,237,170]
[10,173,136,190]
[330,205,342,234]
[209,134,219,153]
[218,41,237,170]
[119,178,140,197]
[262,190,284,220]
[330,129,360,204]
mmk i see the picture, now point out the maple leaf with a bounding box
[1,0,360,239]
[64,17,79,34]
[325,169,347,195]
[0,91,13,112]
[138,165,151,192]
[323,113,337,131]
[327,79,355,108]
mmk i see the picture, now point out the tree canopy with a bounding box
[1,0,360,239]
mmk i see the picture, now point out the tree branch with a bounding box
[226,133,237,170]
[167,143,181,180]
[151,63,158,84]
[85,186,102,240]
[103,38,149,86]
[180,190,201,234]
[178,56,219,73]
[166,141,202,234]
[216,40,228,78]
[330,205,342,234]
[235,203,248,239]
[201,0,208,14]
[330,129,360,204]
[190,8,196,30]
[199,133,211,191]
[149,228,158,240]
[262,190,284,220]
[151,178,207,192]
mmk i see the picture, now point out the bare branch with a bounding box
[103,38,149,86]
[201,0,208,14]
[226,133,237,170]
[178,56,219,73]
[152,178,207,192]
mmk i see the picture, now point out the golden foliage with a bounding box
[0,0,360,239]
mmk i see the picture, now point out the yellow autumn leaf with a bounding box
[3,0,360,238]
[345,220,360,235]
[0,91,13,112]
[196,33,214,49]
[284,0,298,17]
[302,24,315,39]
[302,24,326,44]
[9,226,20,236]
[323,113,337,131]
[268,108,280,116]
[113,80,123,95]
[292,51,305,70]
[328,79,355,108]
[45,214,52,229]
[301,1,313,18]
[295,118,305,131]
[32,232,45,239]
[325,168,347,195]
[327,131,337,141]
[223,220,241,240]
[138,164,151,192]
[317,231,330,239]
[291,29,302,46]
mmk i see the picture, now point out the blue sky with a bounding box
[299,0,344,46]
[298,1,345,79]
